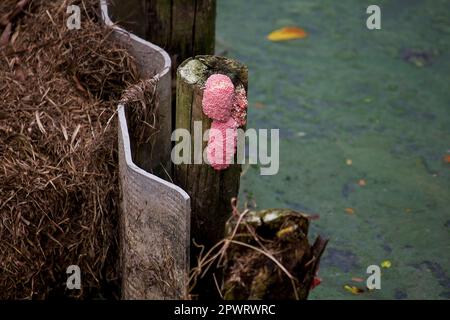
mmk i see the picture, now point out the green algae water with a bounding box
[216,0,450,299]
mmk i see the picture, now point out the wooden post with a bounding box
[108,0,216,97]
[107,0,147,38]
[175,55,248,297]
[144,0,216,135]
[144,0,216,75]
[109,0,216,175]
[111,0,216,78]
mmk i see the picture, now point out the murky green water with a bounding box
[216,0,450,299]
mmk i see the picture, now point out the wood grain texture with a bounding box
[175,55,247,297]
[144,0,216,136]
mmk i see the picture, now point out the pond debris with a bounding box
[351,277,365,283]
[345,207,355,215]
[400,48,435,67]
[267,26,308,41]
[189,199,328,300]
[381,260,392,268]
[443,154,450,164]
[344,284,366,295]
[253,101,265,109]
[310,270,322,290]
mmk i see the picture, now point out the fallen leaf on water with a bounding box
[310,277,322,290]
[351,277,365,283]
[381,260,392,268]
[443,155,450,164]
[267,26,308,41]
[253,102,265,109]
[358,179,366,186]
[346,159,353,166]
[344,285,365,295]
[345,207,355,215]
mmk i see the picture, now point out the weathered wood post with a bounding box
[174,55,248,297]
[109,0,216,111]
[144,0,216,78]
[144,0,217,139]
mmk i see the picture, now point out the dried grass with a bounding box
[0,0,140,299]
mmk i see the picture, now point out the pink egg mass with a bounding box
[202,74,235,122]
[202,73,247,170]
[206,119,238,170]
[231,86,248,127]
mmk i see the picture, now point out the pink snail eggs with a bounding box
[202,74,235,122]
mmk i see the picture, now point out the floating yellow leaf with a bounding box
[344,285,365,295]
[381,260,392,268]
[345,207,355,215]
[358,179,366,186]
[267,26,308,41]
[346,159,353,166]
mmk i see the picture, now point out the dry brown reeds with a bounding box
[0,0,139,299]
